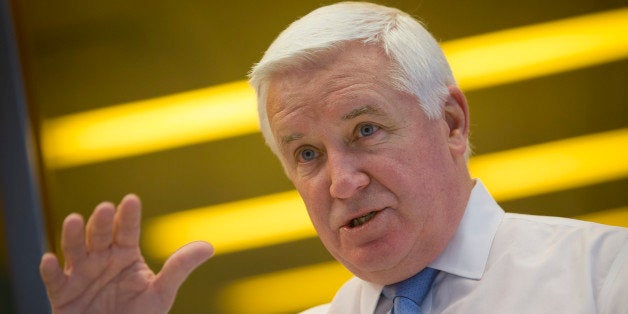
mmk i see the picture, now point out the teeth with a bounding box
[350,211,377,228]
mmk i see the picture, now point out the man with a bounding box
[40,2,626,313]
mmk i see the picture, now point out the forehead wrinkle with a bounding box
[268,81,312,150]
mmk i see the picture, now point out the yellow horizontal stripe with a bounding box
[40,8,628,169]
[41,81,258,169]
[219,261,352,314]
[443,8,628,90]
[143,190,313,259]
[143,128,628,260]
[469,128,628,201]
[221,207,627,313]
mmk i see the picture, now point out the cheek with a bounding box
[295,180,332,222]
[371,151,421,188]
[374,151,440,213]
[292,164,332,196]
[303,197,337,248]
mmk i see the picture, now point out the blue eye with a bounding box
[358,123,379,137]
[298,147,318,162]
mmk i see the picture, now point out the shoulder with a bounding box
[496,213,627,261]
[499,213,626,248]
[494,214,627,311]
[431,214,626,312]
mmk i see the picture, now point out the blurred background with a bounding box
[1,0,626,313]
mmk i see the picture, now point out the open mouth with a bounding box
[347,211,379,228]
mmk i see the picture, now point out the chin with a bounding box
[336,242,431,285]
[351,261,426,285]
[337,248,408,284]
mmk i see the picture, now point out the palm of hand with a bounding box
[55,246,159,314]
[40,195,213,314]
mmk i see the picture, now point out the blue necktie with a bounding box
[383,267,439,314]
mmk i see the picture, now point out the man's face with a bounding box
[266,44,471,284]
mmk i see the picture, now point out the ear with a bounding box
[443,85,470,158]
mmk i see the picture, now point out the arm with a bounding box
[40,194,213,314]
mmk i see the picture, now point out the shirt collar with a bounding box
[428,179,504,280]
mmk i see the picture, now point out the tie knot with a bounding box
[383,267,439,311]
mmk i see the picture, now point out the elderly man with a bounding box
[40,2,626,313]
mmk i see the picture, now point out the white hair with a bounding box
[249,1,458,156]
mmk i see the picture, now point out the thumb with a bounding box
[154,241,214,304]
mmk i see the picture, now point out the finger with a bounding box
[40,252,67,296]
[154,241,214,304]
[61,213,87,268]
[113,194,142,247]
[85,202,115,252]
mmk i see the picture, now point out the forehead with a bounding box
[265,44,395,122]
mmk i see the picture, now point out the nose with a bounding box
[327,151,370,199]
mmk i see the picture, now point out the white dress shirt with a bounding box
[302,180,628,313]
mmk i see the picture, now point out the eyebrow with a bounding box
[279,105,383,146]
[281,133,303,145]
[341,105,383,120]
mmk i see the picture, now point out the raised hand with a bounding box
[40,194,214,314]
